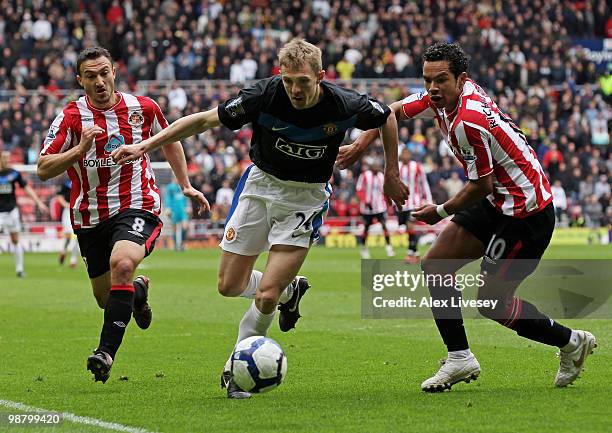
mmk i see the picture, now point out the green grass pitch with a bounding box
[0,244,610,433]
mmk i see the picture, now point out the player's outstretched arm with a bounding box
[379,111,409,209]
[111,107,221,165]
[37,126,104,181]
[336,101,405,169]
[413,175,493,225]
[161,141,210,215]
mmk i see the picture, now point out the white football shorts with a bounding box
[0,207,22,234]
[220,165,331,256]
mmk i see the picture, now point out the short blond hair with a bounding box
[278,38,322,75]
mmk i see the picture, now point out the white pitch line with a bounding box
[0,399,158,433]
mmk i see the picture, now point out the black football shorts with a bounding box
[75,209,163,278]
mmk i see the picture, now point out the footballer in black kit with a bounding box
[0,167,27,214]
[218,75,391,182]
[110,38,408,399]
[0,151,48,277]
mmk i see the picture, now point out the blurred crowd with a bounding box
[0,0,610,228]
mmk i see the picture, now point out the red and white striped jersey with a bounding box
[400,79,552,218]
[41,92,165,229]
[356,170,387,215]
[399,160,432,211]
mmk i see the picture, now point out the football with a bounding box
[231,336,288,393]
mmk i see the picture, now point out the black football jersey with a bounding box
[0,169,27,212]
[218,76,391,183]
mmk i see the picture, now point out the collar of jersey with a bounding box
[85,91,124,112]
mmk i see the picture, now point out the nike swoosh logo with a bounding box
[287,282,301,312]
[128,230,145,238]
[272,126,290,131]
[573,343,589,368]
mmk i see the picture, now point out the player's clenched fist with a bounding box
[78,126,104,155]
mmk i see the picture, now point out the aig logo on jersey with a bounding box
[128,110,144,126]
[275,138,326,160]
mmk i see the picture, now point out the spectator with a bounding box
[584,194,604,227]
[230,58,246,84]
[551,180,568,226]
[590,111,610,147]
[155,56,176,81]
[336,58,355,80]
[32,12,52,41]
[242,52,258,80]
[442,172,463,198]
[168,82,188,111]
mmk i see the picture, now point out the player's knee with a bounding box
[109,256,136,282]
[420,255,446,275]
[94,294,106,309]
[255,287,280,310]
[217,271,244,297]
[217,279,241,297]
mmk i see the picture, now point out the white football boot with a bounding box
[421,353,481,392]
[385,244,395,257]
[554,330,597,387]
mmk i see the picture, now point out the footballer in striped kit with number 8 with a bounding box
[37,47,209,383]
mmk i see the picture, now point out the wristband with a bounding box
[436,204,449,218]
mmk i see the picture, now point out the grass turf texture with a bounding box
[0,245,610,433]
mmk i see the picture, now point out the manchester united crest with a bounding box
[128,110,144,126]
[323,123,338,136]
[225,227,236,242]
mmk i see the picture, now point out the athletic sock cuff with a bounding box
[110,284,135,293]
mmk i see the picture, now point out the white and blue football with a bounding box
[231,336,288,393]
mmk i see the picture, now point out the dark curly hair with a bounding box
[76,47,113,75]
[422,42,469,78]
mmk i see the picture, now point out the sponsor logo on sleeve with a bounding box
[225,96,245,118]
[459,146,477,162]
[369,100,384,113]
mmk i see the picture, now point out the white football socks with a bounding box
[236,301,275,344]
[225,301,276,372]
[278,280,295,304]
[14,243,24,273]
[561,330,581,353]
[240,270,263,299]
[447,349,472,360]
[240,270,294,303]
